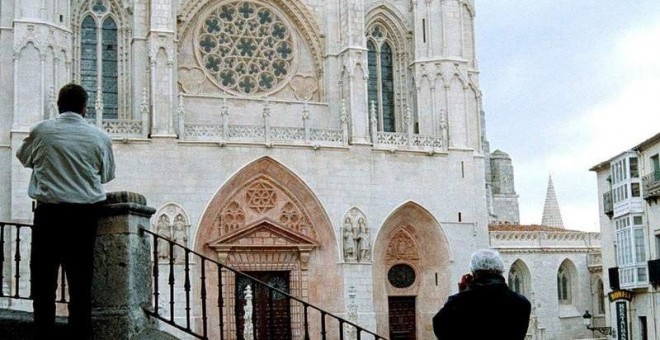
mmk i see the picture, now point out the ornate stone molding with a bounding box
[365,4,411,52]
[207,220,317,270]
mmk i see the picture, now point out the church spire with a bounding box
[541,175,564,228]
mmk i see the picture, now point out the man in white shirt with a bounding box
[16,83,115,339]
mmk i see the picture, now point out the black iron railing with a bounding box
[0,220,386,339]
[0,221,68,303]
[141,228,387,340]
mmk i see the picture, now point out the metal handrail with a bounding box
[0,221,68,303]
[0,220,386,339]
[141,228,387,340]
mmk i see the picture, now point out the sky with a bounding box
[474,1,660,232]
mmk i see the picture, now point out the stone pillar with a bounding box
[91,191,156,339]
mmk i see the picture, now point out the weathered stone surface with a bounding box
[91,192,160,339]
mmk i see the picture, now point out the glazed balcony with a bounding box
[642,171,660,202]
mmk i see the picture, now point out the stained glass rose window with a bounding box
[197,1,295,95]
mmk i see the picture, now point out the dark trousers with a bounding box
[31,203,99,340]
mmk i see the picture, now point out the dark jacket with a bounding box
[433,273,531,340]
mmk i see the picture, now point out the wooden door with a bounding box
[388,296,416,340]
[236,271,291,340]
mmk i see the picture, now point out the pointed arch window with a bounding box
[557,266,571,304]
[79,1,119,119]
[367,25,396,132]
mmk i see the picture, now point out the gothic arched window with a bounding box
[557,266,571,304]
[367,24,396,132]
[78,1,120,119]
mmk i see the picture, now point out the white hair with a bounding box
[469,249,504,274]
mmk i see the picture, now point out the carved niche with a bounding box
[341,208,371,263]
[152,203,191,263]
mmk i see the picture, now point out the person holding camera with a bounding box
[433,248,531,340]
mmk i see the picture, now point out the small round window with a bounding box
[388,264,416,288]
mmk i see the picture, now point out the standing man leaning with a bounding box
[16,83,115,339]
[433,248,531,340]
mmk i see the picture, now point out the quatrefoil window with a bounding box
[197,1,296,95]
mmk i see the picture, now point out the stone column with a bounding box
[91,191,156,339]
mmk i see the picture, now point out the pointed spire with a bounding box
[541,175,564,228]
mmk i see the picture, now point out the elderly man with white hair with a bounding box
[433,248,531,340]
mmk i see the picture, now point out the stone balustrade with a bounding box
[490,230,601,249]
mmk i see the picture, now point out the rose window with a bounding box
[197,1,295,95]
[388,264,416,288]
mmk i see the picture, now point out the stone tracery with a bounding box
[210,175,319,241]
[246,181,277,214]
[196,1,296,95]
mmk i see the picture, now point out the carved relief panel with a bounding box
[152,203,191,263]
[211,176,319,241]
[341,208,371,263]
[385,227,420,292]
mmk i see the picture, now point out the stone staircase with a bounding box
[0,309,179,340]
[0,309,68,339]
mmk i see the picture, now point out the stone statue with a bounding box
[440,109,448,147]
[156,214,171,260]
[343,217,356,262]
[172,214,188,263]
[355,217,371,263]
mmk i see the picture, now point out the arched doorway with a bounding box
[373,202,451,340]
[195,157,339,339]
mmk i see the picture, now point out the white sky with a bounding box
[474,1,660,231]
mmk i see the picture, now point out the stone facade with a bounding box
[489,149,520,224]
[1,1,600,339]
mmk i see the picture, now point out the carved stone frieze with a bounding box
[13,23,72,59]
[178,66,207,93]
[289,75,318,101]
[218,201,246,235]
[246,181,277,214]
[210,176,319,242]
[385,228,420,264]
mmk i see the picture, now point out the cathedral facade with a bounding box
[1,1,602,339]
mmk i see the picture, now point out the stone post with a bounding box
[91,191,156,339]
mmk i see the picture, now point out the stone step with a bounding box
[0,309,68,339]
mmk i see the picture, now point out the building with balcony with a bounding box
[591,132,660,340]
[1,0,603,339]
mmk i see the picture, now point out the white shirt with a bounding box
[16,112,116,204]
